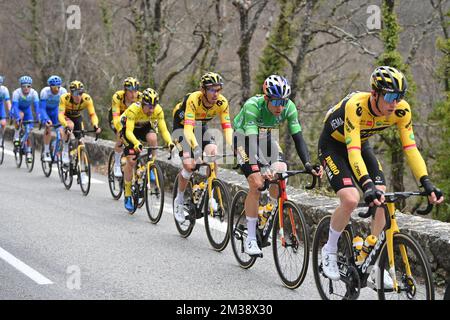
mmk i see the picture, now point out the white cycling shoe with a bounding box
[369,267,394,290]
[174,197,186,223]
[321,246,341,281]
[244,239,262,256]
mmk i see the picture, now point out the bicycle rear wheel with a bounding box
[78,147,91,196]
[25,135,35,172]
[41,143,52,177]
[230,190,257,269]
[272,200,309,289]
[204,179,231,251]
[377,232,434,300]
[172,173,196,238]
[14,145,23,168]
[312,215,356,300]
[145,162,164,224]
[0,133,4,165]
[108,151,123,200]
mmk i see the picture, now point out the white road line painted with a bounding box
[3,147,105,184]
[0,247,53,285]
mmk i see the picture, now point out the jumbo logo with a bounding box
[325,156,340,175]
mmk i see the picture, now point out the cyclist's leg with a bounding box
[61,117,75,163]
[361,142,387,237]
[13,111,25,143]
[22,108,34,154]
[0,103,6,138]
[268,149,287,200]
[145,125,158,158]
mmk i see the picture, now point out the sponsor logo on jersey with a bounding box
[345,137,352,145]
[395,109,407,117]
[342,178,352,186]
[331,117,344,130]
[325,156,340,176]
[356,106,363,117]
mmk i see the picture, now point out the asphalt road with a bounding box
[1,141,441,300]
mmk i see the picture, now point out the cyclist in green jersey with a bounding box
[233,75,323,256]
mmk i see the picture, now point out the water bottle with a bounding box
[192,184,200,204]
[358,235,378,264]
[258,204,272,229]
[352,236,364,265]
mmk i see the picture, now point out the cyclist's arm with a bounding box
[219,101,233,147]
[124,114,140,148]
[345,103,371,186]
[396,103,428,181]
[11,91,20,120]
[111,93,122,131]
[2,87,11,112]
[84,95,99,128]
[155,106,173,145]
[183,97,199,149]
[39,90,49,123]
[286,102,311,166]
[58,96,68,127]
[32,90,40,122]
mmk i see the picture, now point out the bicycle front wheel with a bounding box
[204,179,231,252]
[377,232,434,300]
[312,215,355,300]
[272,200,309,289]
[230,190,257,269]
[25,135,35,173]
[0,134,4,165]
[172,173,195,238]
[78,147,91,196]
[145,162,165,224]
[41,143,52,177]
[108,151,123,200]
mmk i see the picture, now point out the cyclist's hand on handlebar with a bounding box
[94,126,102,135]
[307,163,323,178]
[260,165,274,181]
[193,146,203,163]
[362,182,384,207]
[168,142,175,152]
[421,177,444,204]
[133,143,143,153]
[45,120,52,127]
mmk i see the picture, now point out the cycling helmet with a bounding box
[0,75,4,85]
[69,80,84,92]
[47,75,62,86]
[370,66,407,93]
[19,75,33,86]
[263,75,291,99]
[123,77,140,90]
[142,88,159,106]
[200,72,223,88]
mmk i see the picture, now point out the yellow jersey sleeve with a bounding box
[58,93,69,127]
[395,102,428,180]
[154,106,172,146]
[183,95,198,149]
[219,98,233,147]
[124,105,140,147]
[83,94,99,127]
[345,100,369,182]
[111,91,123,131]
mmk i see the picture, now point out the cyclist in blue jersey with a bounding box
[39,75,67,161]
[0,75,12,143]
[11,76,40,162]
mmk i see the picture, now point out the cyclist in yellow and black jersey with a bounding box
[118,88,174,212]
[172,72,233,223]
[109,77,142,178]
[318,66,444,283]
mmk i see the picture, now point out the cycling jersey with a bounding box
[321,91,427,184]
[119,102,172,148]
[172,91,232,149]
[58,92,99,128]
[0,85,10,119]
[233,95,301,135]
[110,90,142,131]
[11,88,40,122]
[39,86,67,123]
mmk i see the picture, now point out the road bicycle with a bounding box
[60,129,98,196]
[13,119,40,172]
[312,191,435,300]
[40,123,63,179]
[230,169,317,289]
[126,146,167,224]
[172,154,233,251]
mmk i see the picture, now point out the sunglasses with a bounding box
[206,87,222,94]
[125,86,139,91]
[71,90,83,96]
[270,99,288,107]
[383,92,404,103]
[22,85,31,89]
[50,85,60,89]
[143,102,155,109]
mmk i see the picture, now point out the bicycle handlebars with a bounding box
[258,169,318,192]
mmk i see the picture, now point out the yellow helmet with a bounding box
[370,66,407,93]
[69,80,84,95]
[123,77,140,90]
[200,72,223,88]
[141,88,159,106]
